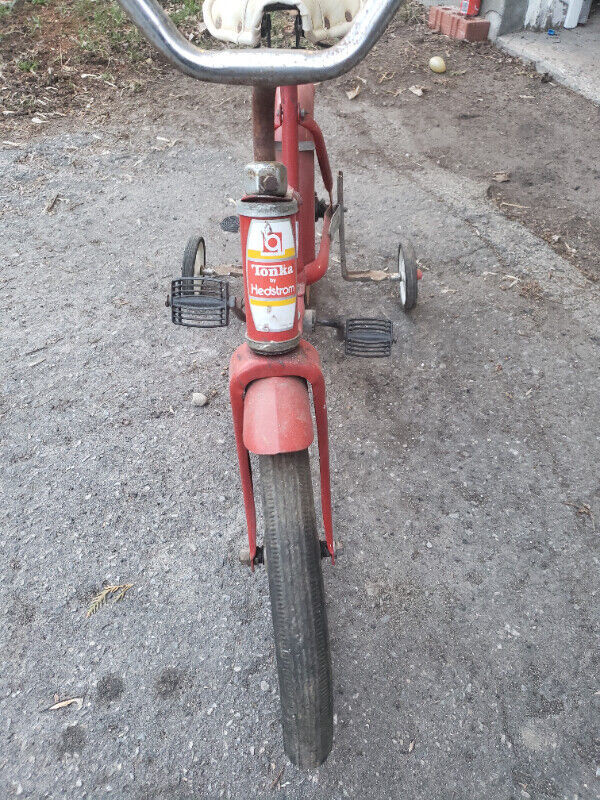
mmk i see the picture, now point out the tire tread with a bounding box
[258,450,333,768]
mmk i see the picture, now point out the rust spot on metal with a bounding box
[252,86,276,162]
[261,175,279,193]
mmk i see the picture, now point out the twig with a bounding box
[24,336,63,357]
[44,194,61,214]
[86,583,134,618]
[46,697,83,712]
[270,765,285,790]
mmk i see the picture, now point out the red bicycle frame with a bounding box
[229,84,336,568]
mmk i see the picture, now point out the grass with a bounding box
[17,56,39,71]
[0,0,210,120]
[169,0,202,25]
[1,0,207,65]
[75,0,146,60]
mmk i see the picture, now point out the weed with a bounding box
[397,0,424,24]
[18,57,40,72]
[25,13,42,33]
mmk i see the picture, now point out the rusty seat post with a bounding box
[252,86,276,163]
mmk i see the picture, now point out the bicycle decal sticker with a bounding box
[246,219,297,332]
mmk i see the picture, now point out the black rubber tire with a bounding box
[182,235,205,278]
[398,241,418,311]
[258,450,333,768]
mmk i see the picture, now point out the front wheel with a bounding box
[258,450,333,768]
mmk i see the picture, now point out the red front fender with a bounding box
[243,376,314,455]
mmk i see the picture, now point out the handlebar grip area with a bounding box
[116,0,402,86]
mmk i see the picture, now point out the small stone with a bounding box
[192,392,208,407]
[260,681,269,692]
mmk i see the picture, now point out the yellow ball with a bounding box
[429,56,447,74]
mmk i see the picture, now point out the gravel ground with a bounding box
[1,65,599,800]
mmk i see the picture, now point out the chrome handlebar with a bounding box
[116,0,401,86]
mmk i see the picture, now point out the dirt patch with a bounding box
[0,0,213,125]
[321,13,600,281]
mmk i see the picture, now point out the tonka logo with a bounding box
[262,224,284,255]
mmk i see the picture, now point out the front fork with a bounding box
[229,341,334,569]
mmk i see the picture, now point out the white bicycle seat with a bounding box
[203,0,364,47]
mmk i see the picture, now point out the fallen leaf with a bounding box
[563,501,595,530]
[345,84,362,100]
[493,171,510,183]
[48,697,83,711]
[409,85,427,97]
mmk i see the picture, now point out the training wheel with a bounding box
[182,234,206,278]
[397,241,418,312]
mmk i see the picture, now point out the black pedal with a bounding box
[169,276,229,328]
[345,318,393,358]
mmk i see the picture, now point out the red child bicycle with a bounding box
[118,0,420,768]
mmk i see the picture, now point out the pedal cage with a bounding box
[170,276,229,328]
[345,318,393,358]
